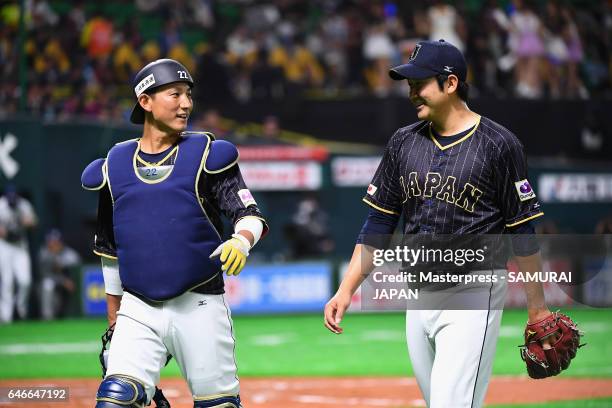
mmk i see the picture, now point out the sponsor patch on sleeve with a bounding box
[367,184,378,196]
[238,189,257,207]
[514,179,536,201]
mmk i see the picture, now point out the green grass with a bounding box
[0,308,610,379]
[488,397,612,407]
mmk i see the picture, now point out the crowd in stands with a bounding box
[0,0,611,123]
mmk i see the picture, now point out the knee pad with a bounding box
[95,375,147,408]
[194,394,241,408]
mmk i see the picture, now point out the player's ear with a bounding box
[138,93,153,113]
[446,74,459,95]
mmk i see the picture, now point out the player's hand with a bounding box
[528,309,560,349]
[210,233,250,276]
[324,291,352,334]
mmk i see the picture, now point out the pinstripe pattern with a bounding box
[364,116,542,234]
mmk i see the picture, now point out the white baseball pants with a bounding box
[106,291,240,404]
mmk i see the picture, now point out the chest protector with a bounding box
[106,134,221,301]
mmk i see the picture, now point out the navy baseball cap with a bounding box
[130,59,194,124]
[389,39,467,82]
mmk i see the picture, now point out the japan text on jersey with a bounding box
[363,116,543,234]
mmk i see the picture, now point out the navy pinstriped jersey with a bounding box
[363,116,543,234]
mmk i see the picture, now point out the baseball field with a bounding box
[0,308,611,408]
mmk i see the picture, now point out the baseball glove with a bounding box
[520,311,584,379]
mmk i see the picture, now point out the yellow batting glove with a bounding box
[210,233,251,276]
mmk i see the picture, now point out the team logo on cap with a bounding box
[443,66,454,73]
[514,179,536,201]
[134,74,156,96]
[409,44,422,61]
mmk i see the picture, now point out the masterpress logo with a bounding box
[0,133,19,179]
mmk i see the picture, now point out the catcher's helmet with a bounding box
[130,58,194,124]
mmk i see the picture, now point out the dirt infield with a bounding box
[1,377,612,407]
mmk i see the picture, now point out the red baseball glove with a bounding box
[520,311,584,379]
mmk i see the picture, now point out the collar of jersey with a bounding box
[136,143,178,167]
[429,115,481,151]
[133,140,178,184]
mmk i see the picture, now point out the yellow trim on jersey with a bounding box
[81,160,108,191]
[194,133,222,240]
[203,138,239,174]
[429,115,481,151]
[133,140,177,184]
[94,250,118,260]
[362,198,400,215]
[106,138,140,206]
[135,145,178,167]
[505,212,544,227]
[194,393,240,401]
[185,271,221,293]
[104,152,115,206]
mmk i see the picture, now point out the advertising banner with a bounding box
[539,174,612,202]
[240,161,322,191]
[81,265,107,316]
[331,156,381,187]
[225,262,333,314]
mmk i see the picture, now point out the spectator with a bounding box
[112,23,142,82]
[283,195,335,260]
[560,5,587,98]
[508,0,546,98]
[542,1,568,99]
[362,23,395,96]
[68,1,86,31]
[38,229,81,320]
[595,216,612,234]
[0,185,37,323]
[250,48,286,100]
[470,0,511,96]
[159,19,182,56]
[0,0,610,121]
[80,15,114,59]
[261,115,281,142]
[269,36,325,89]
[196,108,235,141]
[194,45,234,106]
[426,0,467,53]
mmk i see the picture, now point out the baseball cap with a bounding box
[130,59,194,124]
[389,39,467,82]
[45,228,63,243]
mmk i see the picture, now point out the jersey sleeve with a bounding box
[362,131,403,215]
[93,186,118,259]
[203,165,269,236]
[494,137,543,228]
